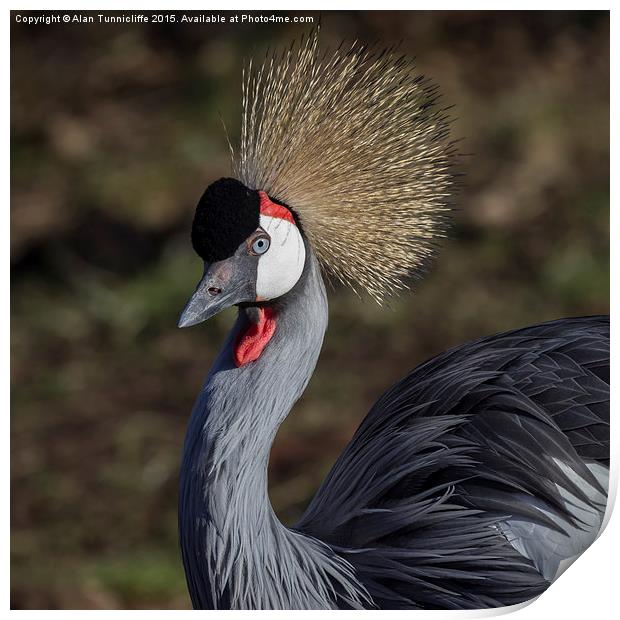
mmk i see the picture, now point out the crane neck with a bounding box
[179,250,368,609]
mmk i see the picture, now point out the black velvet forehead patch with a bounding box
[191,178,260,263]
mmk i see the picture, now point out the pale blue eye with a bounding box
[252,236,270,255]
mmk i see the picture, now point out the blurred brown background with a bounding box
[11,10,609,609]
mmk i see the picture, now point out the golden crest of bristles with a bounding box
[234,30,457,303]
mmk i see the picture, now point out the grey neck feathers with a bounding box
[179,251,369,610]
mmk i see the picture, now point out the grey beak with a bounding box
[178,260,256,328]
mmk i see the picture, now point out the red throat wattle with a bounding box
[233,307,277,367]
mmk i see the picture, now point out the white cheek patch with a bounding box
[256,214,306,300]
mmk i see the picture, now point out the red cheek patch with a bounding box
[258,191,295,224]
[233,307,277,367]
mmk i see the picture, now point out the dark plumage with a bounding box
[192,178,260,263]
[297,316,609,609]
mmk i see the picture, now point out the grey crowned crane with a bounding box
[176,32,609,610]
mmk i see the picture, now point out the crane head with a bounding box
[178,177,306,328]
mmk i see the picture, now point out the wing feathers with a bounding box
[297,316,609,608]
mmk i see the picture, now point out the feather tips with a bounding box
[235,30,457,303]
